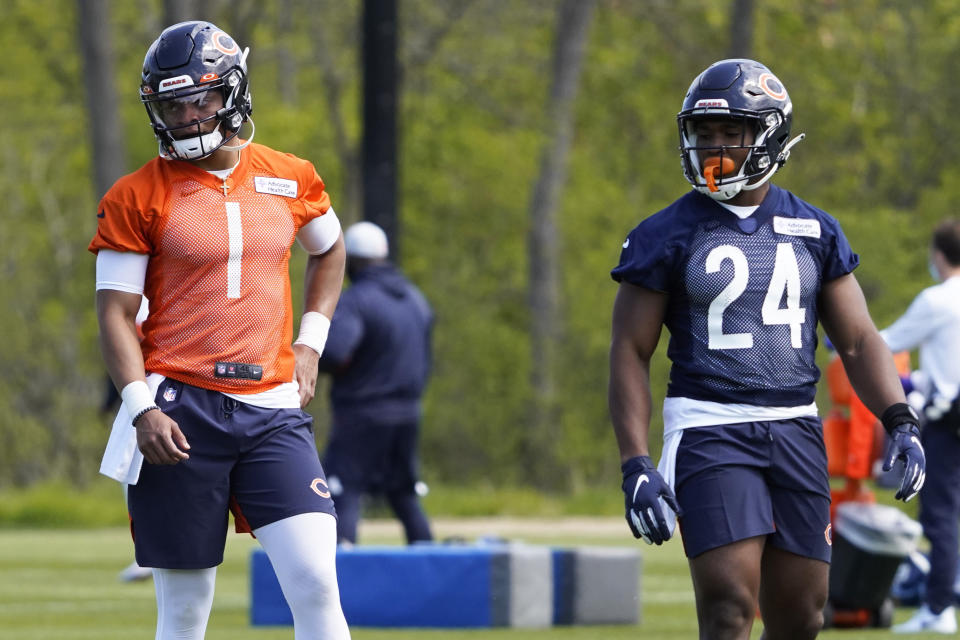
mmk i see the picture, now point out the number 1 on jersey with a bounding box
[225,202,242,298]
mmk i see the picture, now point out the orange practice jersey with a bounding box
[89,142,331,394]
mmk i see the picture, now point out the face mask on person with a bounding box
[929,257,941,282]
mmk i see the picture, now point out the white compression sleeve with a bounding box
[153,568,216,640]
[96,249,149,293]
[296,208,342,255]
[254,512,351,640]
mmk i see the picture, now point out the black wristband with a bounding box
[880,402,920,435]
[132,405,159,426]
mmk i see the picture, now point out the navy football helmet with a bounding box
[677,59,804,200]
[140,21,254,160]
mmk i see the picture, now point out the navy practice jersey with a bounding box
[611,185,859,407]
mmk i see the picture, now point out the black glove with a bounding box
[880,403,926,503]
[621,455,681,545]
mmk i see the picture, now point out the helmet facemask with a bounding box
[678,110,785,201]
[143,65,252,161]
[144,86,223,159]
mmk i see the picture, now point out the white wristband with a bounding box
[294,311,331,356]
[120,380,156,423]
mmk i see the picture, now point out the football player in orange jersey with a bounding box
[90,21,350,639]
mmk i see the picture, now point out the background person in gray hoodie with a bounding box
[318,222,434,545]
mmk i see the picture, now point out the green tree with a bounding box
[0,0,954,497]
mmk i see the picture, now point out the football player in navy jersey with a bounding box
[609,58,926,639]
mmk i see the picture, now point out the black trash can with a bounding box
[829,502,922,610]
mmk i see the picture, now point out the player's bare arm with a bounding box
[818,272,907,414]
[96,288,190,465]
[610,282,680,545]
[820,272,925,503]
[609,282,667,461]
[295,233,346,408]
[96,289,147,387]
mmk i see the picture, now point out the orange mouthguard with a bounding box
[702,157,735,192]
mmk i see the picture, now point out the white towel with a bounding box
[657,428,684,539]
[99,373,165,485]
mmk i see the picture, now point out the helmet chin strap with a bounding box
[157,118,255,160]
[221,117,255,152]
[742,133,805,192]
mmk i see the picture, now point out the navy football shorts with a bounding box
[128,379,337,569]
[674,417,832,563]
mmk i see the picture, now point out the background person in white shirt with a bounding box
[882,219,960,634]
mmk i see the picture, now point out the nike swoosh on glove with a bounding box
[621,455,681,545]
[882,423,926,502]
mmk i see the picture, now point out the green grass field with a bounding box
[0,515,945,639]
